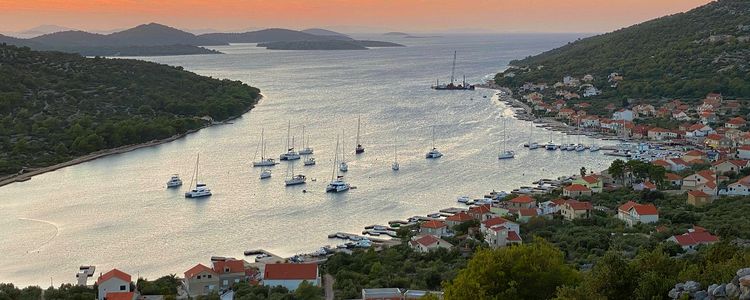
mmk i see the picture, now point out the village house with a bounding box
[563,184,592,197]
[420,220,449,237]
[444,211,473,227]
[539,199,565,215]
[467,205,494,221]
[409,235,453,253]
[97,269,132,300]
[480,217,520,236]
[516,208,539,223]
[582,74,594,82]
[711,160,749,175]
[263,263,320,291]
[484,225,522,249]
[687,190,713,206]
[557,108,576,120]
[682,170,717,191]
[725,175,750,196]
[582,86,601,97]
[633,180,657,192]
[184,264,219,297]
[725,117,746,129]
[573,175,603,193]
[705,133,732,149]
[685,124,714,138]
[737,145,750,159]
[683,150,707,163]
[213,259,246,289]
[667,227,719,251]
[617,201,659,227]
[581,116,600,128]
[560,200,593,221]
[648,128,678,141]
[612,109,634,122]
[673,110,691,121]
[700,111,718,125]
[666,173,683,187]
[508,195,536,209]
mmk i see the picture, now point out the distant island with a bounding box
[257,39,404,50]
[383,32,409,36]
[0,44,261,180]
[0,24,406,56]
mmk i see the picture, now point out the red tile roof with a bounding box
[106,292,134,300]
[413,235,441,247]
[618,201,658,215]
[581,175,599,184]
[739,145,750,151]
[510,195,534,204]
[685,150,706,156]
[263,263,318,280]
[482,217,511,228]
[688,190,709,197]
[213,259,245,274]
[185,264,216,279]
[422,220,447,229]
[564,184,591,192]
[696,170,717,180]
[666,173,682,181]
[727,117,746,125]
[518,208,538,217]
[97,269,131,285]
[468,205,491,214]
[445,212,473,222]
[672,231,719,247]
[565,200,593,210]
[507,231,522,241]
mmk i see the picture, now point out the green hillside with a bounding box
[0,44,260,176]
[496,0,750,100]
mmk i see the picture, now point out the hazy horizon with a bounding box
[0,0,712,35]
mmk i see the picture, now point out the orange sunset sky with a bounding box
[1,0,713,33]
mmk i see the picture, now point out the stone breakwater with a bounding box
[669,268,750,300]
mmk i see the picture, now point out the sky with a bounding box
[0,0,714,34]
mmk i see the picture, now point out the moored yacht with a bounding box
[184,154,211,198]
[185,183,212,198]
[166,174,182,188]
[545,142,557,150]
[299,126,314,155]
[326,176,351,193]
[355,116,365,154]
[279,121,301,160]
[304,157,316,166]
[528,142,540,150]
[498,117,515,160]
[392,133,400,170]
[590,144,601,152]
[253,129,278,167]
[260,169,271,179]
[425,127,443,159]
[575,144,586,152]
[284,174,306,186]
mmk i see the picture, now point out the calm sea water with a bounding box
[0,33,616,286]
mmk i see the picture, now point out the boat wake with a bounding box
[18,217,60,254]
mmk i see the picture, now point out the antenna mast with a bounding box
[450,51,456,85]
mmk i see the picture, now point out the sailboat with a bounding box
[260,169,271,179]
[284,160,306,186]
[253,129,278,167]
[498,118,515,159]
[392,134,400,170]
[425,127,443,159]
[431,51,475,90]
[575,120,586,151]
[184,154,212,198]
[279,121,300,161]
[339,130,349,172]
[299,125,314,155]
[527,122,540,150]
[327,136,351,193]
[355,116,365,154]
[545,129,556,150]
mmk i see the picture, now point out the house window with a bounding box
[207,275,212,279]
[223,280,228,286]
[225,267,230,273]
[120,285,126,291]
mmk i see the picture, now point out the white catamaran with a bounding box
[284,160,306,186]
[498,117,515,159]
[299,125,314,155]
[279,121,300,161]
[253,129,278,167]
[425,126,443,159]
[355,116,365,154]
[327,136,351,193]
[184,154,212,198]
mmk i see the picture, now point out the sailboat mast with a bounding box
[356,116,361,147]
[333,136,339,181]
[261,129,265,159]
[432,127,436,149]
[286,121,291,150]
[341,130,346,162]
[450,51,456,85]
[302,126,306,149]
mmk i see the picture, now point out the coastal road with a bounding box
[324,274,334,300]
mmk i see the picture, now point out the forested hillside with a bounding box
[0,44,260,176]
[496,0,750,100]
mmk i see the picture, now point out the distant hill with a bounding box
[199,28,333,43]
[0,44,260,176]
[257,39,404,50]
[0,34,41,48]
[383,32,409,36]
[19,25,76,36]
[496,0,750,99]
[301,28,353,40]
[4,23,225,56]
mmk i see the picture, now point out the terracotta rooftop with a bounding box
[263,263,318,280]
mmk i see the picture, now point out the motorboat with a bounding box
[260,169,271,179]
[545,142,557,150]
[498,150,515,159]
[426,148,443,159]
[457,196,470,203]
[590,144,601,152]
[166,174,182,188]
[575,144,586,152]
[304,157,316,166]
[339,162,348,172]
[279,148,300,161]
[528,142,540,150]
